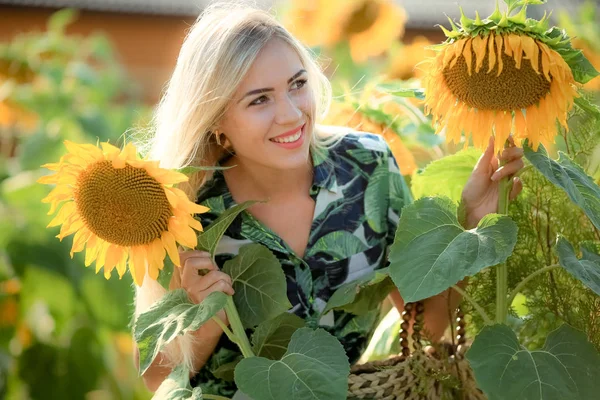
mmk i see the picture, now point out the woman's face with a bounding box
[218,38,315,171]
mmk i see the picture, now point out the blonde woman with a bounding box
[134,2,525,396]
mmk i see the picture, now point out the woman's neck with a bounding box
[223,155,313,203]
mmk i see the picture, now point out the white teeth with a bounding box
[271,130,302,144]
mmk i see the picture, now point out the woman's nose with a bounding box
[274,94,302,125]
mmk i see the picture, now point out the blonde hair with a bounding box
[134,2,336,374]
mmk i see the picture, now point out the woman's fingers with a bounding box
[491,158,525,181]
[499,146,524,162]
[180,250,211,266]
[509,177,523,201]
[180,254,218,288]
[196,270,233,292]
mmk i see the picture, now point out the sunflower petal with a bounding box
[47,202,76,228]
[487,33,496,73]
[161,231,181,267]
[462,38,473,76]
[495,34,504,77]
[473,35,488,73]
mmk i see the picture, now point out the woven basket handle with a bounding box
[399,301,467,358]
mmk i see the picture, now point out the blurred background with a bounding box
[0,0,598,399]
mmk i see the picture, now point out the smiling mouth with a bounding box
[269,124,305,144]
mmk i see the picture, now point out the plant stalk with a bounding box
[506,264,561,310]
[203,395,232,400]
[495,155,512,324]
[451,285,493,325]
[224,297,254,358]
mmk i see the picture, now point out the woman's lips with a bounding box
[269,123,306,149]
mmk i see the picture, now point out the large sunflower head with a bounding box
[286,0,406,63]
[38,141,209,286]
[422,1,599,154]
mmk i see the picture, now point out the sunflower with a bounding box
[387,36,435,81]
[38,141,209,286]
[324,101,418,175]
[422,3,599,154]
[286,0,406,63]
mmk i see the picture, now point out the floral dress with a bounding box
[190,131,411,396]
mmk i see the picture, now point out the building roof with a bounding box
[0,0,592,26]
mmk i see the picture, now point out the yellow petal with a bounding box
[129,246,148,286]
[169,217,197,248]
[462,38,473,76]
[487,33,496,73]
[508,35,523,69]
[521,36,539,74]
[513,109,527,138]
[449,39,467,69]
[101,142,120,160]
[85,235,100,267]
[116,251,128,278]
[503,35,513,57]
[47,202,76,228]
[161,231,181,267]
[473,35,488,73]
[495,34,504,77]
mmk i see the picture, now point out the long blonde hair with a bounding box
[134,2,335,373]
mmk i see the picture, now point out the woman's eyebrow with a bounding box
[238,69,307,102]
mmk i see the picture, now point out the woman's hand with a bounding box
[179,250,235,327]
[461,136,525,228]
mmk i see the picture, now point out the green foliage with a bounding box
[467,324,600,400]
[133,290,227,375]
[234,328,350,400]
[411,148,482,203]
[524,143,600,230]
[154,365,203,400]
[251,312,305,360]
[388,197,518,302]
[223,244,292,329]
[556,236,600,296]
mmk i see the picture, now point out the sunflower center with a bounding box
[74,160,172,247]
[343,1,380,35]
[442,44,551,110]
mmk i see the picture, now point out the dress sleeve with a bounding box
[385,144,413,249]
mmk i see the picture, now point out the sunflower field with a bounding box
[2,1,600,399]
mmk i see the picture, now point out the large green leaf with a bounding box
[197,201,257,257]
[388,197,518,302]
[556,236,600,296]
[235,327,350,400]
[305,231,368,260]
[557,47,600,84]
[153,364,203,400]
[223,244,291,329]
[133,289,227,375]
[467,324,600,400]
[323,268,394,315]
[251,312,305,360]
[411,148,482,203]
[364,162,389,233]
[524,143,600,230]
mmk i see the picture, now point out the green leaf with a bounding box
[251,312,305,360]
[364,162,389,233]
[556,236,600,296]
[154,364,203,400]
[323,268,395,315]
[306,231,368,260]
[411,148,482,203]
[574,96,600,120]
[388,197,518,302]
[176,165,234,175]
[235,328,350,400]
[524,143,600,230]
[375,82,426,100]
[467,324,600,400]
[223,244,291,329]
[557,47,600,84]
[133,289,227,375]
[157,255,175,291]
[197,201,258,257]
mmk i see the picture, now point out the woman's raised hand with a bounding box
[179,250,234,326]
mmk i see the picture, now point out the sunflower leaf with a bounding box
[197,200,258,259]
[157,255,175,290]
[134,289,227,375]
[411,148,482,203]
[234,327,350,400]
[523,143,600,230]
[556,47,600,84]
[251,312,305,360]
[466,324,600,400]
[176,165,235,175]
[388,197,518,302]
[374,82,425,100]
[555,236,600,296]
[223,244,291,329]
[323,268,394,315]
[153,364,203,400]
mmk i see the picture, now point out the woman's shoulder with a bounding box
[316,124,392,162]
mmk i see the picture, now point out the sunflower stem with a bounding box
[506,264,560,312]
[495,148,512,324]
[224,297,254,358]
[211,315,236,344]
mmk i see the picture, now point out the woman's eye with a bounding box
[249,95,269,106]
[291,79,307,90]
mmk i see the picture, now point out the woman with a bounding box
[134,3,525,396]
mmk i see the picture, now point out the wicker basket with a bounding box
[347,302,486,400]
